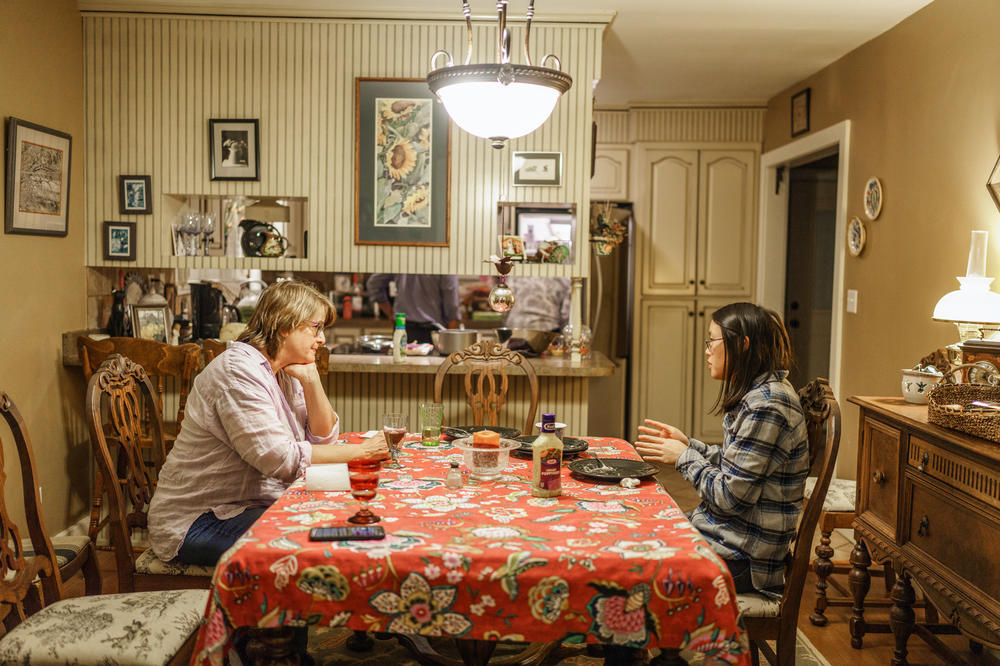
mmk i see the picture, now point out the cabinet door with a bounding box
[591,146,630,201]
[697,150,757,296]
[857,414,902,540]
[631,299,694,438]
[637,148,699,297]
[692,300,729,444]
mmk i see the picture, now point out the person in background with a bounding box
[367,273,461,343]
[149,280,388,567]
[504,276,571,332]
[633,302,808,598]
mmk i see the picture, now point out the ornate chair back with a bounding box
[739,377,841,666]
[432,341,539,434]
[200,338,228,367]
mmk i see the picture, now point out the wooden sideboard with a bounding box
[849,396,1000,665]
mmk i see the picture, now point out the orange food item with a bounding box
[473,430,500,448]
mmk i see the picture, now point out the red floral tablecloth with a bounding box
[192,434,749,664]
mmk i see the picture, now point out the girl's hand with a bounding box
[636,418,689,446]
[634,418,690,464]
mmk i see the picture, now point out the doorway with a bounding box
[785,153,838,390]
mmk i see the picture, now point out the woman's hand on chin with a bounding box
[283,361,321,386]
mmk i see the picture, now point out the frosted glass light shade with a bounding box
[932,276,1000,324]
[435,79,561,143]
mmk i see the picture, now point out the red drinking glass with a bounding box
[382,412,408,469]
[347,457,382,524]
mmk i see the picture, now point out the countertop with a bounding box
[324,351,615,376]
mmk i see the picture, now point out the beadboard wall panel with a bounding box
[594,107,765,144]
[82,14,604,278]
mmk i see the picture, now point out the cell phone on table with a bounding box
[308,525,386,541]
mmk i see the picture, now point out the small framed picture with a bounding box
[4,117,72,236]
[791,88,811,137]
[513,152,562,186]
[103,220,136,261]
[129,304,170,342]
[118,175,152,214]
[209,119,260,181]
[498,234,525,261]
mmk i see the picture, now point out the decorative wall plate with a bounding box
[863,177,883,220]
[847,216,867,256]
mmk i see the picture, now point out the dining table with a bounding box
[191,432,750,665]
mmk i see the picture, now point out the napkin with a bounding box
[305,463,350,491]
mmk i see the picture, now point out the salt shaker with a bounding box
[445,461,463,489]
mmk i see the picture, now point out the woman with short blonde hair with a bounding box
[150,279,387,566]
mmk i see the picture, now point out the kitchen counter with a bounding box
[325,351,614,376]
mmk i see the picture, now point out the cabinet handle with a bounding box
[917,451,929,473]
[698,312,704,317]
[688,311,694,318]
[917,515,929,537]
[872,470,886,485]
[688,280,695,285]
[699,280,706,285]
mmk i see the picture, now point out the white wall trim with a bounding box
[757,121,851,464]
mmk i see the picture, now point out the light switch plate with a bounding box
[846,289,858,314]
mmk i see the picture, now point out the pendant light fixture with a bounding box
[427,1,573,149]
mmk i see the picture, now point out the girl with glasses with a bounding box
[634,302,808,598]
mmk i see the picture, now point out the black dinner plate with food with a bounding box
[567,458,659,481]
[442,425,521,440]
[510,436,589,459]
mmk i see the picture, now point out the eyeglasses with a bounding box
[304,320,325,336]
[704,337,724,351]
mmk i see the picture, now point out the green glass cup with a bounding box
[419,402,444,447]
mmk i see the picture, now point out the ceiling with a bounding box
[82,0,935,106]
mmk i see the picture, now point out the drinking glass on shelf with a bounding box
[382,412,408,469]
[346,457,381,524]
[179,213,202,256]
[200,214,216,256]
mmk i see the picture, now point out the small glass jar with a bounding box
[444,461,463,489]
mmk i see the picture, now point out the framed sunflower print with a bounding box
[354,78,451,246]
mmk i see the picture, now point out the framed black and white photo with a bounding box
[103,220,136,261]
[791,88,811,137]
[209,119,260,181]
[118,175,151,214]
[513,152,562,186]
[129,304,170,342]
[4,117,71,236]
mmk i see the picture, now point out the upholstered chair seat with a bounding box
[134,548,215,577]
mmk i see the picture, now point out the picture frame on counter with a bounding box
[513,151,562,186]
[354,78,451,246]
[129,304,170,343]
[498,235,525,261]
[209,118,260,181]
[118,175,151,214]
[4,117,72,237]
[103,220,136,261]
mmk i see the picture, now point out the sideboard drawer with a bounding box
[906,477,1000,603]
[908,436,1000,512]
[859,416,901,536]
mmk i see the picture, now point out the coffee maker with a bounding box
[189,282,240,340]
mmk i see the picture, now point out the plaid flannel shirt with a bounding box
[676,371,808,597]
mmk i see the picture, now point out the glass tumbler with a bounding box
[419,402,444,447]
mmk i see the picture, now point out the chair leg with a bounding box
[88,470,105,544]
[82,542,102,595]
[748,640,761,666]
[810,525,835,626]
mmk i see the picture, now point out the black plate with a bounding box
[511,436,588,456]
[567,458,659,480]
[442,425,521,440]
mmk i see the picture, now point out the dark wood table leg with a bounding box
[849,537,872,649]
[649,648,686,665]
[889,571,916,666]
[455,638,497,665]
[810,524,835,626]
[244,627,299,666]
[346,629,374,651]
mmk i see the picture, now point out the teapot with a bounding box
[236,277,268,322]
[239,219,288,257]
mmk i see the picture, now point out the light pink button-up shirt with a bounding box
[149,341,339,561]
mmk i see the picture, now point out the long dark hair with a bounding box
[711,302,792,414]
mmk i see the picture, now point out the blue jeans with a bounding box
[723,557,756,593]
[177,506,268,566]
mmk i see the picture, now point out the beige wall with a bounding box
[0,0,89,531]
[764,0,1000,476]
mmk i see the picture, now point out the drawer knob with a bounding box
[872,470,887,485]
[917,515,930,537]
[917,451,929,473]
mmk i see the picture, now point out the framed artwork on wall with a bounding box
[791,88,811,137]
[209,119,260,181]
[354,78,451,246]
[513,152,562,186]
[4,117,71,236]
[118,175,151,214]
[103,220,136,261]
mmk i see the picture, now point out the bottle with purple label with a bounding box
[531,412,563,498]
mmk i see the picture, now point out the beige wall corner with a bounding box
[0,0,89,532]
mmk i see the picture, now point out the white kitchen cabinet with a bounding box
[591,145,631,201]
[632,299,695,435]
[697,150,756,297]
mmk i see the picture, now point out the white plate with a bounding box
[847,216,867,257]
[863,177,883,220]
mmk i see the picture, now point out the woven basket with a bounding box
[927,384,1000,443]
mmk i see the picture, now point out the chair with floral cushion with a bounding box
[737,377,840,666]
[0,389,208,665]
[85,354,214,592]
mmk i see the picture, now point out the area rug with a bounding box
[306,627,832,665]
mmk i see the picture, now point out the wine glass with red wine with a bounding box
[347,457,382,524]
[382,412,408,469]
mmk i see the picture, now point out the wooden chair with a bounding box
[0,389,207,665]
[77,336,200,544]
[433,340,539,434]
[738,377,841,666]
[85,354,214,592]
